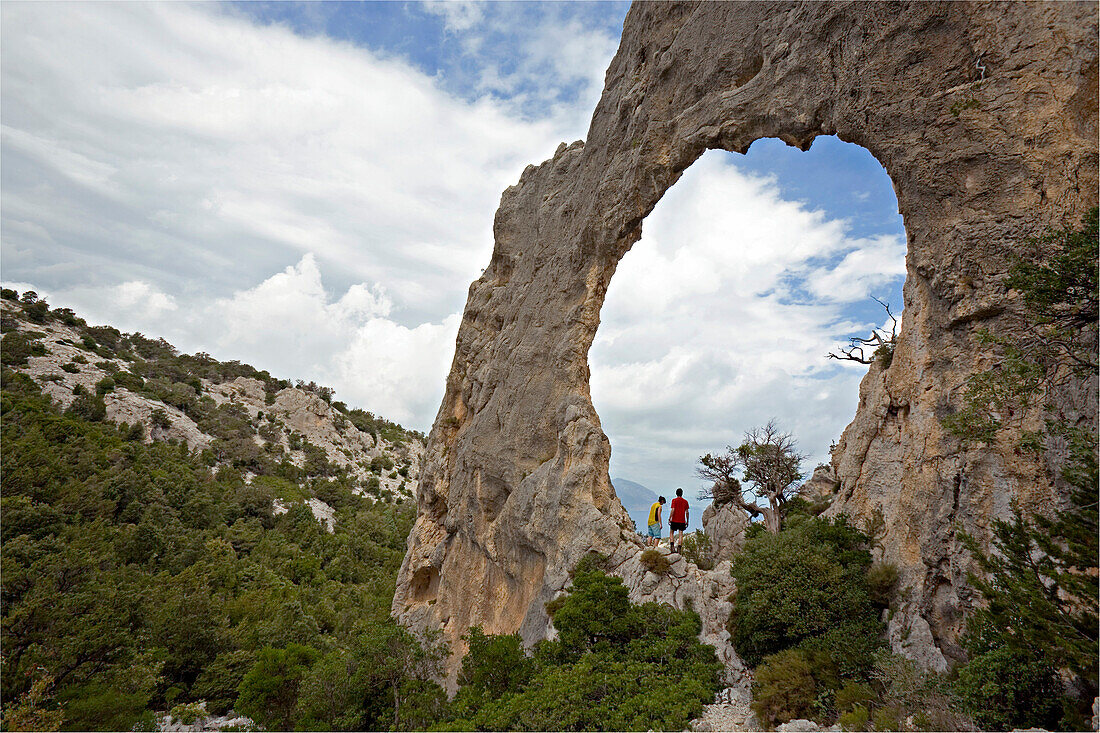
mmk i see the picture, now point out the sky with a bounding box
[1,1,905,503]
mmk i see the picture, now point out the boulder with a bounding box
[701,502,751,561]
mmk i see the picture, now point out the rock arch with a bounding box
[394,1,1098,678]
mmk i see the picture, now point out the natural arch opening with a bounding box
[591,137,907,533]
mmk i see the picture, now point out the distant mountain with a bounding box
[612,476,702,532]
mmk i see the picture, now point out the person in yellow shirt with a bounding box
[646,496,666,548]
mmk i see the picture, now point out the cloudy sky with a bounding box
[1,1,905,498]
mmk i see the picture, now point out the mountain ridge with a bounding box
[1,290,421,531]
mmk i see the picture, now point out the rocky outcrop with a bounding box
[798,464,838,504]
[701,502,751,561]
[395,0,1098,680]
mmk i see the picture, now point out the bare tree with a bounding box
[827,297,899,365]
[697,420,806,534]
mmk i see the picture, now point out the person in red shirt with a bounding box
[669,488,689,554]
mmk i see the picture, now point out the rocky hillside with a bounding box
[0,290,423,532]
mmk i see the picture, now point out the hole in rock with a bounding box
[590,137,906,533]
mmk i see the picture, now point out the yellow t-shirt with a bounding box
[647,501,662,526]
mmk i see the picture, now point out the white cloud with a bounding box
[113,281,178,319]
[0,2,581,324]
[0,2,620,429]
[804,234,907,302]
[591,151,905,492]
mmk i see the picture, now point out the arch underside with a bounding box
[393,1,1099,679]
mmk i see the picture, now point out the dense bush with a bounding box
[1,332,47,367]
[730,516,883,670]
[730,516,887,729]
[681,530,715,570]
[751,648,817,728]
[446,568,723,731]
[953,643,1061,731]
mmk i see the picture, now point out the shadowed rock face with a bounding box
[394,1,1098,678]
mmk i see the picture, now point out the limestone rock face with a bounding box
[701,502,751,562]
[798,464,838,503]
[394,1,1098,678]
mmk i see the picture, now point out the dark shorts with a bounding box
[670,521,687,532]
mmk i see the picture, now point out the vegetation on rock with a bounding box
[945,209,1098,731]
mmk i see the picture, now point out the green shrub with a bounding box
[236,644,320,731]
[640,548,671,575]
[729,516,882,671]
[835,681,873,713]
[72,354,88,364]
[114,370,144,392]
[544,595,567,617]
[681,530,715,570]
[169,701,206,725]
[953,644,1062,731]
[871,705,900,732]
[838,704,869,731]
[66,392,106,422]
[453,570,721,731]
[866,562,899,607]
[23,300,50,324]
[2,332,46,366]
[61,363,79,373]
[369,455,394,473]
[752,648,817,728]
[572,551,609,575]
[95,376,115,395]
[150,408,171,429]
[457,627,533,699]
[873,343,894,368]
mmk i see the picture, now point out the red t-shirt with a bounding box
[670,496,689,524]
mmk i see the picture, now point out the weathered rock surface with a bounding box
[395,0,1098,680]
[701,501,751,561]
[798,464,838,503]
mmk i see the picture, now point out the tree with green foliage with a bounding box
[456,627,534,701]
[1,361,431,731]
[728,516,885,728]
[730,516,883,670]
[236,643,320,730]
[1,332,47,367]
[698,420,805,534]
